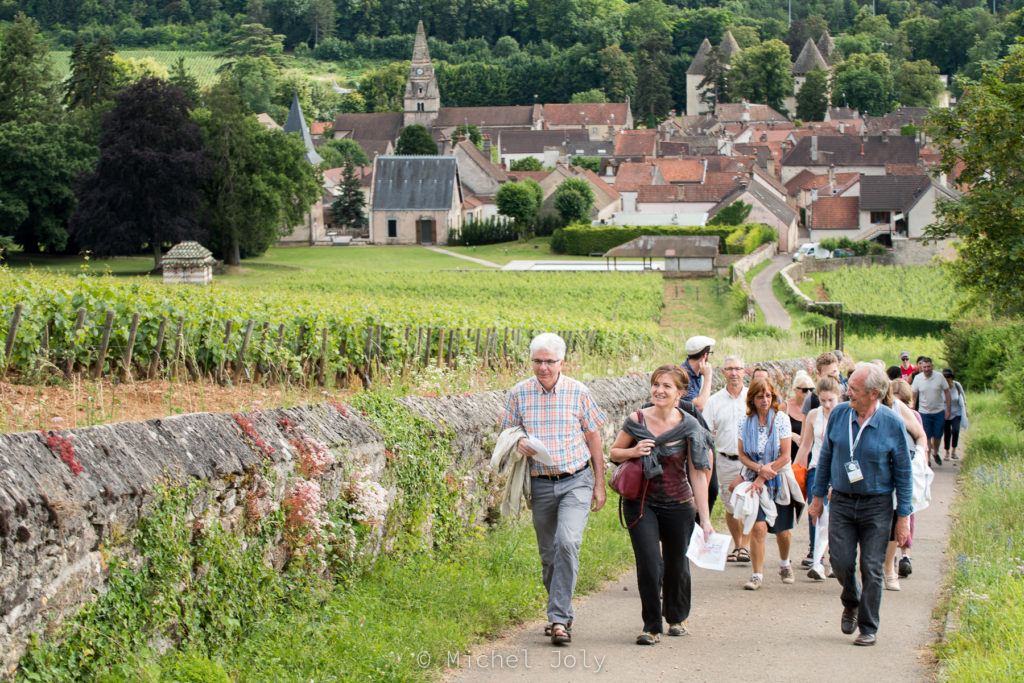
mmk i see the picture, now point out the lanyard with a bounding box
[847,402,880,462]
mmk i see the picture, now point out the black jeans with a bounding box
[623,497,696,634]
[943,416,962,450]
[828,492,893,636]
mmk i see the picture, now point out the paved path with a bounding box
[424,246,502,268]
[501,260,664,272]
[447,462,957,682]
[750,253,793,329]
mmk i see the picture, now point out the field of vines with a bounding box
[49,50,229,87]
[812,265,966,320]
[0,269,662,383]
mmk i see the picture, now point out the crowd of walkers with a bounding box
[498,334,963,650]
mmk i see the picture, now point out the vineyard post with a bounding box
[171,316,185,379]
[482,328,491,367]
[318,327,328,386]
[374,325,382,360]
[218,320,234,383]
[403,325,411,372]
[148,316,168,379]
[423,327,432,367]
[38,319,50,377]
[296,324,307,380]
[234,319,255,384]
[474,328,481,356]
[362,326,373,377]
[91,310,115,379]
[273,323,285,383]
[122,312,140,380]
[63,307,87,378]
[3,303,23,379]
[414,327,423,366]
[255,321,269,381]
[436,328,445,368]
[445,329,454,367]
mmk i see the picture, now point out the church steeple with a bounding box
[404,20,440,127]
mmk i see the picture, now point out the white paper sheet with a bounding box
[686,528,731,571]
[526,436,554,466]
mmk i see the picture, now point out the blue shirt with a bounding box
[812,403,914,517]
[682,362,702,401]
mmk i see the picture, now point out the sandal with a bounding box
[544,620,572,637]
[727,548,741,563]
[735,547,751,563]
[550,622,571,645]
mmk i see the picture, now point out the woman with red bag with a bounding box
[609,365,714,646]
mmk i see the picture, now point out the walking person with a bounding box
[681,335,715,411]
[793,376,843,580]
[898,351,917,381]
[610,365,714,645]
[942,369,966,461]
[885,379,929,588]
[802,352,846,414]
[910,357,951,467]
[703,355,751,564]
[735,377,800,590]
[787,371,814,448]
[500,333,607,645]
[809,363,913,646]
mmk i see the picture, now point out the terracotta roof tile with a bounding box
[543,102,630,126]
[682,184,738,202]
[651,158,705,183]
[434,106,536,127]
[506,171,552,183]
[613,162,659,191]
[614,130,658,156]
[310,121,331,135]
[637,185,681,203]
[810,196,860,229]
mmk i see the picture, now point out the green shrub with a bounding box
[725,227,747,254]
[550,227,567,253]
[450,216,517,246]
[742,224,777,253]
[554,224,758,256]
[944,320,1024,391]
[730,280,751,315]
[1003,354,1024,429]
[730,321,786,339]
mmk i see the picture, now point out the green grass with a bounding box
[445,237,637,266]
[802,265,967,320]
[937,391,1024,680]
[742,257,772,284]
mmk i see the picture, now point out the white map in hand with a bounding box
[686,528,731,571]
[526,436,554,466]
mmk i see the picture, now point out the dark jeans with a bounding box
[828,492,893,636]
[943,416,962,450]
[623,497,696,634]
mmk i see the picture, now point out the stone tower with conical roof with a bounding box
[404,20,440,127]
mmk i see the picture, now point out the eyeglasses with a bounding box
[797,387,812,393]
[531,359,561,366]
[723,367,743,373]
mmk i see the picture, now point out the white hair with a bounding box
[856,362,890,397]
[723,354,744,366]
[529,333,566,360]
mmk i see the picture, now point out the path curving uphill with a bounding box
[751,253,793,330]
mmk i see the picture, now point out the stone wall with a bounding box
[730,242,778,284]
[0,361,813,674]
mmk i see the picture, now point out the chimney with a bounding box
[828,163,835,187]
[882,131,889,143]
[810,135,818,163]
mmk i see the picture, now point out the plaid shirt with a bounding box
[501,374,606,476]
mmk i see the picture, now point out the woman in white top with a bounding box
[793,376,842,581]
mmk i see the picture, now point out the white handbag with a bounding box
[910,444,934,513]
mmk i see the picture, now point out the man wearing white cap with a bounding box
[682,335,715,412]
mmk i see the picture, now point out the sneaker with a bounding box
[951,450,959,460]
[801,552,813,568]
[667,622,688,636]
[807,564,826,581]
[779,565,795,584]
[636,632,660,645]
[943,450,950,461]
[884,574,901,591]
[932,452,943,467]
[744,575,762,590]
[898,556,912,578]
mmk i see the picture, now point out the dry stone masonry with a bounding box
[0,360,811,674]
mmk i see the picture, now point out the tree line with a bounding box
[0,14,335,268]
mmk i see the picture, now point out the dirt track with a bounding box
[446,461,957,682]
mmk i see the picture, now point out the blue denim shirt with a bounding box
[812,403,914,517]
[682,362,702,402]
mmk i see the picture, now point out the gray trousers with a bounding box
[828,491,893,636]
[530,467,594,625]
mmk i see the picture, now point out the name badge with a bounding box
[845,461,864,483]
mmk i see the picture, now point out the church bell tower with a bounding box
[403,20,440,128]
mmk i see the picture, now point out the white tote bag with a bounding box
[911,444,934,513]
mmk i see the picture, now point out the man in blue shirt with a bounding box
[808,363,912,647]
[681,335,714,411]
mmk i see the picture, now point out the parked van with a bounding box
[793,243,832,261]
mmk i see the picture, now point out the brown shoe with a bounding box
[854,632,877,646]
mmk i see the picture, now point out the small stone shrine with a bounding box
[162,241,215,285]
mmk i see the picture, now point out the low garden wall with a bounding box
[0,359,812,674]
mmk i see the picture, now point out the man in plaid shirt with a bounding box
[501,333,607,645]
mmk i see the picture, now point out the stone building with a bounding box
[162,241,215,285]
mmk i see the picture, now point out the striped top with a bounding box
[501,374,607,476]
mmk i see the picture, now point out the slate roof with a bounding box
[859,174,932,211]
[435,106,536,128]
[792,39,829,74]
[543,102,631,126]
[164,241,215,266]
[255,113,281,130]
[687,38,713,75]
[333,112,404,144]
[784,169,859,195]
[782,135,919,167]
[743,180,798,225]
[863,108,931,135]
[720,31,742,61]
[614,129,658,156]
[372,156,459,210]
[499,129,588,154]
[810,196,860,229]
[660,141,690,156]
[716,103,788,124]
[651,158,706,183]
[605,235,719,258]
[284,94,324,165]
[565,140,615,157]
[817,32,836,64]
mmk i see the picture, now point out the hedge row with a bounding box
[550,224,776,256]
[943,320,1024,428]
[806,303,952,337]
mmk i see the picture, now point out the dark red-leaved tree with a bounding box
[71,77,208,270]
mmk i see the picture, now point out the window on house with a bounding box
[417,102,424,111]
[387,218,398,238]
[870,211,891,224]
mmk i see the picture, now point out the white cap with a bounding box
[685,335,716,356]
